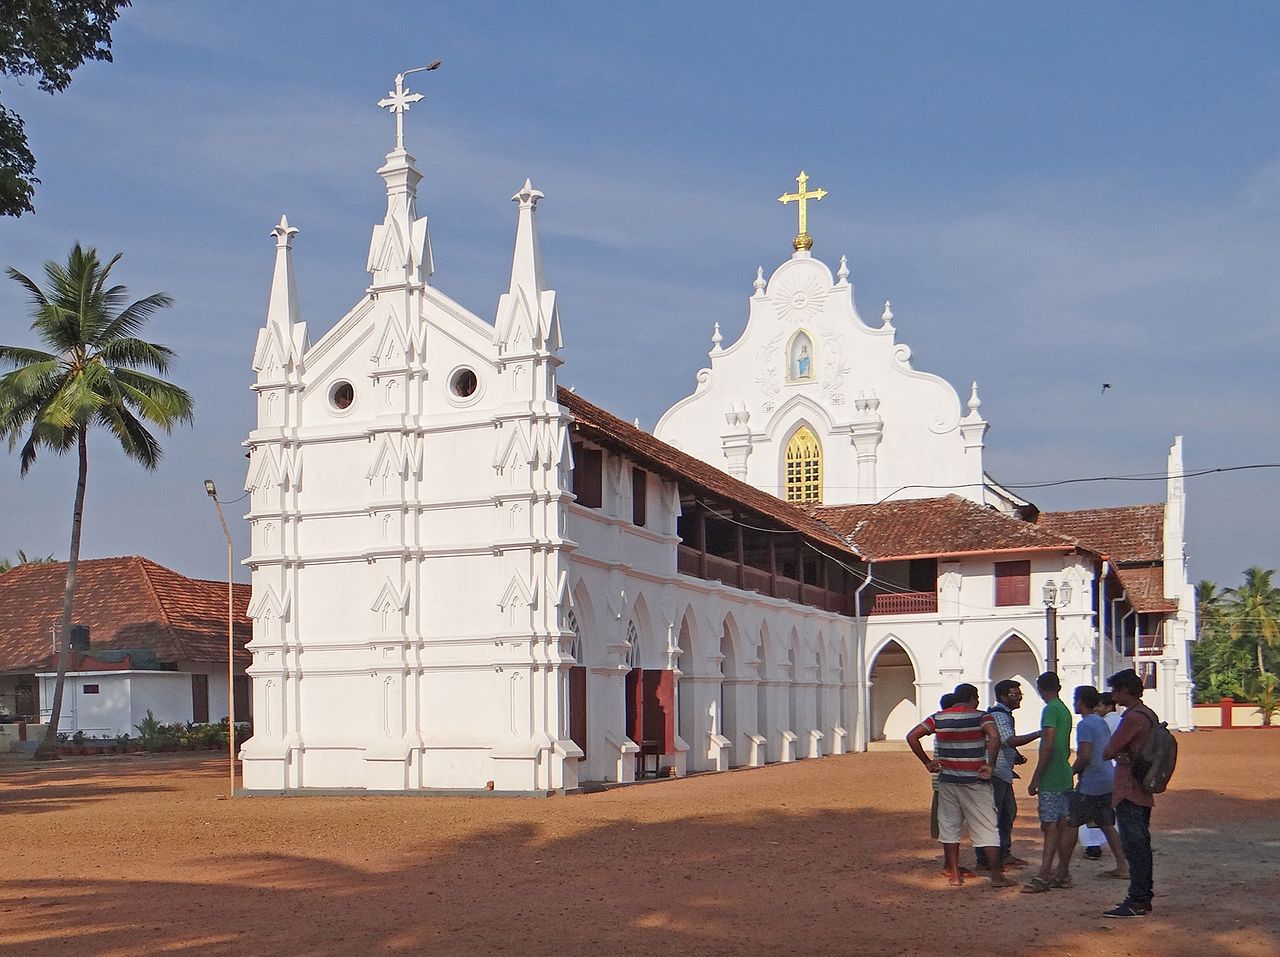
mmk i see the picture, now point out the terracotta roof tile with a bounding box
[0,557,250,672]
[558,387,858,557]
[807,495,1085,561]
[1037,504,1165,563]
[1114,565,1178,613]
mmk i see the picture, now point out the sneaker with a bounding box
[1102,902,1150,919]
[1084,846,1103,860]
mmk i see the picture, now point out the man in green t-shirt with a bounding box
[1022,671,1074,893]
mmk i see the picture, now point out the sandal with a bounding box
[1021,877,1052,894]
[1050,876,1073,889]
[1098,869,1129,880]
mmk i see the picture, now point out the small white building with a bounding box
[239,79,1195,794]
[0,556,251,738]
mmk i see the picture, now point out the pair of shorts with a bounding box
[936,780,999,847]
[1036,789,1072,824]
[1068,790,1116,828]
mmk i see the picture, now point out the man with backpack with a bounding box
[1101,668,1163,918]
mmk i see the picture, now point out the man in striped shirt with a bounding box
[907,683,1013,888]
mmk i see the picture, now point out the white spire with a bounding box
[753,266,766,297]
[367,67,439,287]
[710,322,723,353]
[881,300,894,328]
[508,179,546,294]
[837,255,849,284]
[266,215,301,329]
[494,179,560,354]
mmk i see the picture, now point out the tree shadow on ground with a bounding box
[1,778,1277,957]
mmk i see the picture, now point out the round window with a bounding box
[450,368,478,398]
[329,381,355,411]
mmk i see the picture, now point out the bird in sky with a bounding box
[1101,383,1112,395]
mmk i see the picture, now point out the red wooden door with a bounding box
[625,668,644,744]
[642,669,676,753]
[569,666,587,755]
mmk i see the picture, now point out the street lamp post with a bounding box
[204,479,235,798]
[1042,579,1073,674]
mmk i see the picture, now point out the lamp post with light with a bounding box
[1042,579,1073,674]
[203,479,235,797]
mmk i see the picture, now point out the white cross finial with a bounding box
[377,61,441,151]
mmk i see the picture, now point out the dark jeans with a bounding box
[1116,800,1154,906]
[975,777,1017,865]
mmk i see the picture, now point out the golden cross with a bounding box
[778,170,828,251]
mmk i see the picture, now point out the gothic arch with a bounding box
[984,631,1042,707]
[626,591,657,666]
[719,611,745,679]
[570,580,597,666]
[764,394,836,444]
[868,635,919,742]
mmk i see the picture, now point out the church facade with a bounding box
[239,80,1194,794]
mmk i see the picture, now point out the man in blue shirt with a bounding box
[1060,685,1129,884]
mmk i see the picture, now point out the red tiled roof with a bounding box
[807,495,1086,562]
[0,557,250,672]
[1114,565,1178,613]
[558,387,859,557]
[1036,504,1165,564]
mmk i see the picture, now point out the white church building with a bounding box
[239,74,1195,794]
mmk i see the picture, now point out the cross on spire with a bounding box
[778,170,828,251]
[377,61,442,151]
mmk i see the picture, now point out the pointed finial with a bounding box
[711,322,723,352]
[753,266,766,296]
[881,300,893,327]
[837,255,849,283]
[266,214,302,330]
[512,178,544,209]
[271,214,299,248]
[633,417,641,429]
[968,381,982,414]
[378,61,441,151]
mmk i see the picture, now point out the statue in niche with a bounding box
[788,331,814,382]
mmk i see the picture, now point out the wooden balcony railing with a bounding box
[866,590,939,616]
[675,545,849,616]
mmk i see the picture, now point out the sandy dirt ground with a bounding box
[0,729,1276,957]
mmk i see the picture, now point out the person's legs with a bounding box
[1081,824,1105,858]
[957,782,1013,888]
[1101,823,1129,878]
[936,783,966,885]
[942,842,962,885]
[1115,801,1153,909]
[1056,821,1078,882]
[992,778,1017,861]
[1034,791,1069,883]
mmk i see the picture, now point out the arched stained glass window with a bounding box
[784,426,822,503]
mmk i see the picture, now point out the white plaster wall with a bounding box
[36,671,194,737]
[565,453,857,781]
[655,252,986,505]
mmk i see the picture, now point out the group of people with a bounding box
[905,667,1159,919]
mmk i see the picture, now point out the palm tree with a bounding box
[1223,567,1280,726]
[0,549,55,573]
[0,244,193,759]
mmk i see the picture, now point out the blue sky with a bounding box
[1,1,1277,587]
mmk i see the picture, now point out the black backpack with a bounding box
[1129,704,1178,795]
